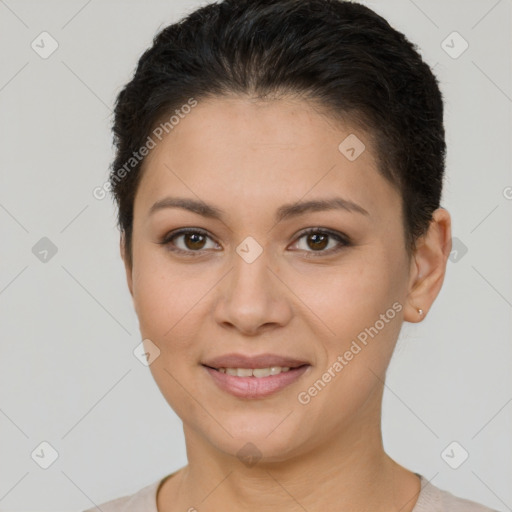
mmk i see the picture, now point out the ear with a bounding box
[120,231,134,298]
[404,208,452,323]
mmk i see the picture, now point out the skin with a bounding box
[120,95,452,512]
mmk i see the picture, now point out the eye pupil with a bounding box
[308,233,328,250]
[185,233,206,250]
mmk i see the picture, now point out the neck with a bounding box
[159,385,421,512]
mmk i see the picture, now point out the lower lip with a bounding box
[203,365,310,399]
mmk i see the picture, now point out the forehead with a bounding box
[134,95,398,222]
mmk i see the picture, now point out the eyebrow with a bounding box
[148,196,369,222]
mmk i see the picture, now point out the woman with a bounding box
[86,0,498,510]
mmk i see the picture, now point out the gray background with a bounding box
[0,0,510,510]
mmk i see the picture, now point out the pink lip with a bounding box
[203,365,310,399]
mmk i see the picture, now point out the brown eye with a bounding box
[160,228,219,256]
[305,232,329,251]
[183,232,207,250]
[292,228,350,257]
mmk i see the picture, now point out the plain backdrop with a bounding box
[0,0,511,511]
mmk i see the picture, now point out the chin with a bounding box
[195,410,314,464]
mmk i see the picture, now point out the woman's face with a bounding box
[123,96,417,462]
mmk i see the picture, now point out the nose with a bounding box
[213,244,293,336]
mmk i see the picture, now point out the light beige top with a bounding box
[83,473,499,512]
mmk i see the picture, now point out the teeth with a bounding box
[218,366,291,377]
[253,368,271,377]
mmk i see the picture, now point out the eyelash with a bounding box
[158,227,351,258]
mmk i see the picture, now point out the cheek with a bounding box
[132,241,189,331]
[290,251,406,387]
[294,259,404,418]
[131,252,211,366]
[131,250,190,347]
[299,255,402,331]
[132,262,208,414]
[133,271,176,339]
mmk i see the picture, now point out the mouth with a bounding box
[201,353,311,399]
[207,365,297,377]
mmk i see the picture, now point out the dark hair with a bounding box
[111,0,446,268]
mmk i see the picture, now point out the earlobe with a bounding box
[404,208,452,323]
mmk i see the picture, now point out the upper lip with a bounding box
[202,353,310,369]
